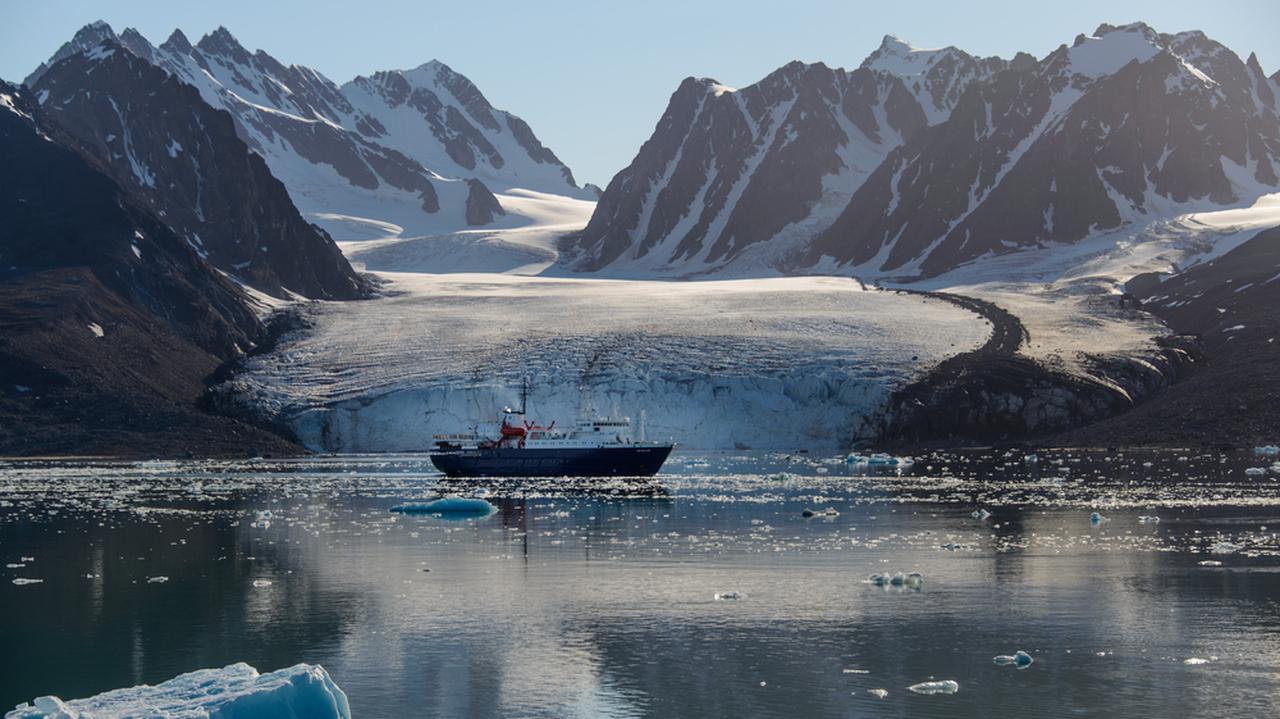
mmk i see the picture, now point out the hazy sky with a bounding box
[3,0,1277,186]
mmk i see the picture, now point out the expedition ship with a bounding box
[429,381,674,478]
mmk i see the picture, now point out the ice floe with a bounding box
[907,679,959,695]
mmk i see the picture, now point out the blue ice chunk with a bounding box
[993,650,1034,668]
[391,497,495,517]
[6,663,350,719]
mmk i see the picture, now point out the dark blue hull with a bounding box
[429,445,674,478]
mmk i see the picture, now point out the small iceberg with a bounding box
[867,688,889,699]
[1245,467,1267,477]
[993,650,1034,668]
[1183,656,1217,665]
[1090,512,1109,525]
[868,571,922,589]
[6,663,350,719]
[907,679,959,695]
[1254,445,1280,456]
[971,509,991,520]
[846,452,913,467]
[391,496,495,518]
[1211,541,1242,555]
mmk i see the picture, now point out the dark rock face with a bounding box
[464,179,505,226]
[876,291,1195,447]
[1051,227,1280,447]
[807,24,1280,277]
[31,43,369,300]
[0,82,300,456]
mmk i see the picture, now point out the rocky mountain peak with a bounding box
[24,20,118,85]
[161,29,193,54]
[196,26,252,64]
[1093,21,1158,41]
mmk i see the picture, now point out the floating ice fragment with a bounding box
[971,509,991,520]
[1254,445,1280,456]
[714,591,742,601]
[1244,467,1266,477]
[391,497,495,517]
[11,578,42,586]
[802,507,838,518]
[1183,657,1212,665]
[940,542,964,550]
[847,453,912,466]
[252,579,273,588]
[1138,515,1161,524]
[147,576,169,584]
[842,668,869,674]
[6,662,350,719]
[867,688,889,698]
[5,563,25,569]
[907,679,959,695]
[994,651,1034,668]
[1198,560,1223,567]
[87,323,104,338]
[1210,542,1241,555]
[1090,512,1109,525]
[869,572,921,590]
[1024,453,1038,463]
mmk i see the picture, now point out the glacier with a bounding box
[5,663,350,719]
[220,273,990,452]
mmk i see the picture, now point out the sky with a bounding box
[3,0,1277,187]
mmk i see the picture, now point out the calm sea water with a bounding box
[2,450,1279,717]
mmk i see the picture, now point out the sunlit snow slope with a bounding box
[224,274,989,451]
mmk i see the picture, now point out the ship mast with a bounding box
[520,376,528,416]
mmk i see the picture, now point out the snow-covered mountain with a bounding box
[29,40,367,300]
[572,23,1280,278]
[28,22,591,240]
[807,23,1280,277]
[563,38,1006,275]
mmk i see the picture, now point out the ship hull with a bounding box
[429,445,674,478]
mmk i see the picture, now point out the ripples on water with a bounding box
[1,449,1279,717]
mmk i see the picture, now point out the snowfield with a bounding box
[339,188,595,276]
[912,192,1280,388]
[226,273,990,452]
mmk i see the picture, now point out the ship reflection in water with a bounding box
[2,450,1279,718]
